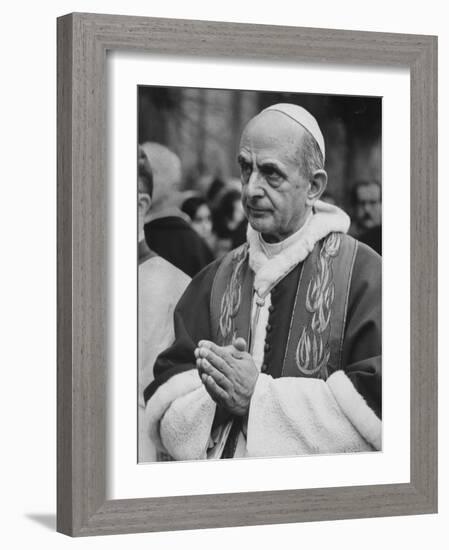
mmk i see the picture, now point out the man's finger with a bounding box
[203,374,230,406]
[199,358,232,390]
[232,337,248,352]
[198,347,233,376]
[198,340,232,361]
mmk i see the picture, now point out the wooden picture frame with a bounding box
[57,12,437,536]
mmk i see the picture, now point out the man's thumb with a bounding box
[233,337,247,352]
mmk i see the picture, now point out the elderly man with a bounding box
[143,104,381,460]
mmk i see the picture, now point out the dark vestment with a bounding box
[144,233,382,459]
[145,216,214,278]
[144,236,381,421]
[359,225,382,256]
[231,219,248,249]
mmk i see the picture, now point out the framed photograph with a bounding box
[57,12,437,536]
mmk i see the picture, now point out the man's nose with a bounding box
[246,171,264,199]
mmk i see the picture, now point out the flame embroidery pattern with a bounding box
[219,245,248,341]
[295,233,341,378]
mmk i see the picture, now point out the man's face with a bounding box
[355,183,381,230]
[238,112,310,243]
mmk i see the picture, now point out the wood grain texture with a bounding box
[57,13,74,536]
[56,12,438,537]
[409,35,438,508]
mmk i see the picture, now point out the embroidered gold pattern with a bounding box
[295,232,341,378]
[219,245,248,341]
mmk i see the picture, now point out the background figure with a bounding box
[137,146,190,462]
[212,189,247,256]
[181,196,215,252]
[206,177,226,209]
[349,179,382,254]
[141,142,214,277]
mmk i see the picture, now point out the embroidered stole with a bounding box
[208,232,358,458]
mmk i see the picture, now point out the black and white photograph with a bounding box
[1,0,441,544]
[137,86,382,463]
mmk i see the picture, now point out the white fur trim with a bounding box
[144,370,210,452]
[247,201,350,296]
[246,373,374,457]
[159,385,216,460]
[327,370,382,450]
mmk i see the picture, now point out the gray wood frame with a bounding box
[57,12,438,537]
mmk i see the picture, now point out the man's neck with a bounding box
[259,212,313,258]
[261,209,313,244]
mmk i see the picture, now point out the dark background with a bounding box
[138,86,381,210]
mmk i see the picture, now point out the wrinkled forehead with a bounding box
[239,111,305,160]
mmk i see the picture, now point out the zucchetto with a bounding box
[261,103,325,162]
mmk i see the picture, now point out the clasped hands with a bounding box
[194,337,259,416]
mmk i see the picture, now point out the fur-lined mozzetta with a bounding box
[146,367,380,460]
[327,370,382,450]
[144,202,378,460]
[247,200,350,297]
[144,370,216,459]
[159,386,217,460]
[246,370,377,457]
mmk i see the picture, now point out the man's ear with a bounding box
[306,170,328,206]
[138,192,152,223]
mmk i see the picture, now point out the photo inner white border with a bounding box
[107,51,410,499]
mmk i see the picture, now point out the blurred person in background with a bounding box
[212,188,247,255]
[137,146,190,462]
[181,196,215,253]
[349,179,382,255]
[206,177,226,209]
[141,142,214,277]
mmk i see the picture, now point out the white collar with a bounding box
[247,200,350,297]
[258,211,313,258]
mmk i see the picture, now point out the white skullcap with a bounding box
[261,103,325,162]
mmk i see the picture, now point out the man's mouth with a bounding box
[247,205,269,214]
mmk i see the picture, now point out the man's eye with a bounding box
[262,166,281,181]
